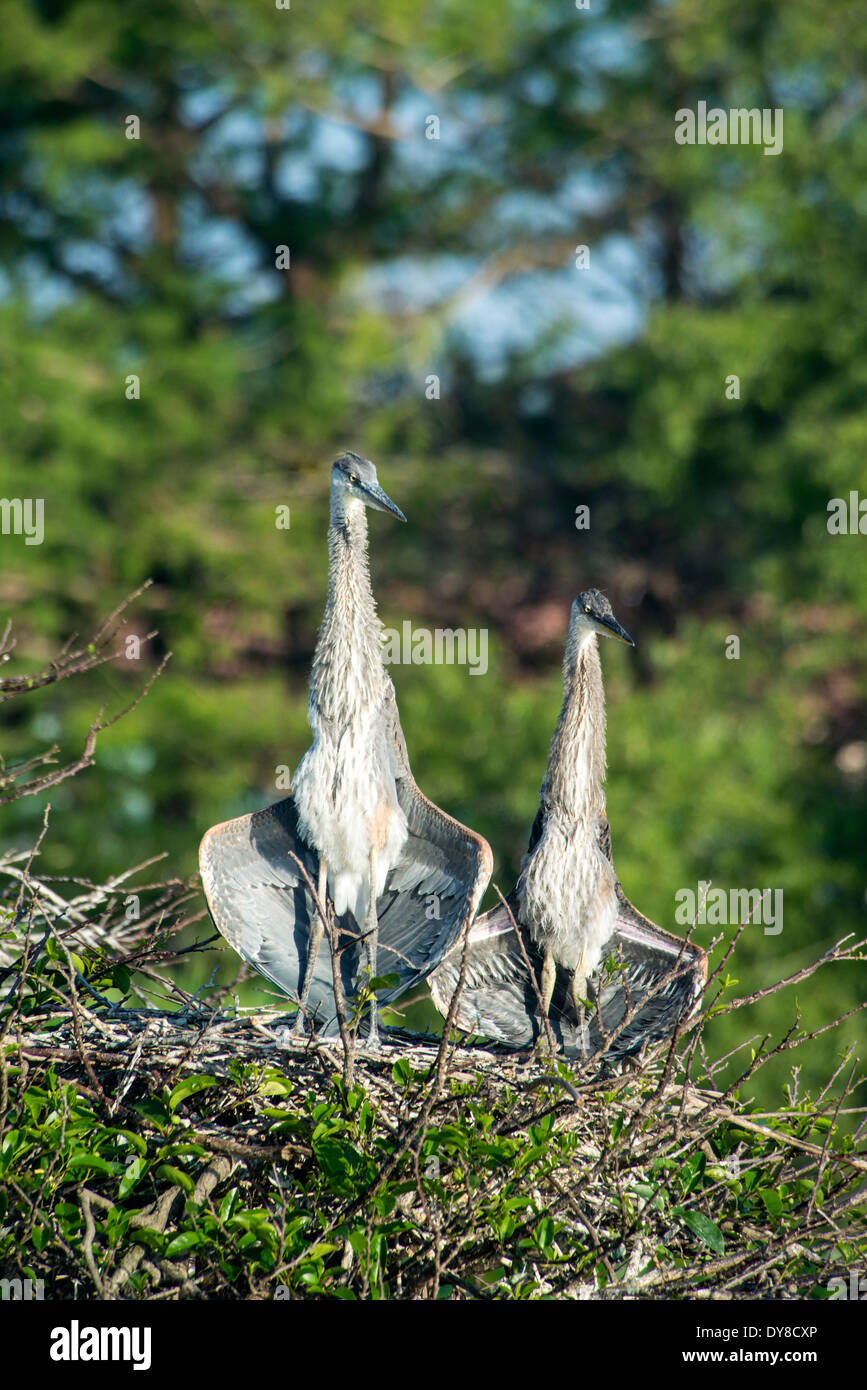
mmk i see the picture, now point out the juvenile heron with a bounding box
[430,590,706,1059]
[200,452,492,1044]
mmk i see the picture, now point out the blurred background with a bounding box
[1,0,865,1102]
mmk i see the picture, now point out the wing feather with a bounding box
[199,798,362,1033]
[200,783,492,1030]
[375,773,493,981]
[429,890,706,1060]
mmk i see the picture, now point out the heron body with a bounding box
[200,453,492,1044]
[515,609,619,995]
[429,590,706,1060]
[516,592,635,1019]
[292,471,408,924]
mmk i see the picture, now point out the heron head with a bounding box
[570,589,635,647]
[331,452,407,522]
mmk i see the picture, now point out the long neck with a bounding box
[541,632,607,826]
[309,495,385,721]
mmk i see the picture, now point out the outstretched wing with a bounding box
[428,900,536,1044]
[596,891,707,1056]
[375,775,493,986]
[199,797,363,1034]
[201,686,492,1029]
[373,682,493,986]
[429,891,707,1061]
[199,787,492,1032]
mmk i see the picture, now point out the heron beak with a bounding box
[362,480,407,522]
[599,615,635,646]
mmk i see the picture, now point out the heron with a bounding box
[200,452,492,1046]
[429,590,706,1059]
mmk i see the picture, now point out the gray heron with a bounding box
[200,452,492,1045]
[429,590,706,1059]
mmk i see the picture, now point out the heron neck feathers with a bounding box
[310,499,386,721]
[542,632,607,826]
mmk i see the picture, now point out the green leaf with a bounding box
[219,1188,239,1223]
[156,1142,208,1160]
[105,1126,147,1157]
[129,1227,165,1254]
[391,1058,413,1086]
[758,1187,784,1217]
[131,1098,170,1127]
[112,965,131,994]
[166,1230,206,1257]
[169,1075,219,1110]
[632,1182,666,1210]
[536,1216,555,1251]
[66,1151,124,1175]
[368,974,400,991]
[119,1155,147,1199]
[258,1072,293,1097]
[674,1207,725,1255]
[156,1163,195,1194]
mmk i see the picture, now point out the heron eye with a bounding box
[584,606,591,614]
[348,474,357,483]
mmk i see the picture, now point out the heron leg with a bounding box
[292,856,328,1037]
[570,970,588,1013]
[570,959,589,1060]
[364,846,380,1050]
[531,947,558,1052]
[540,947,556,1016]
